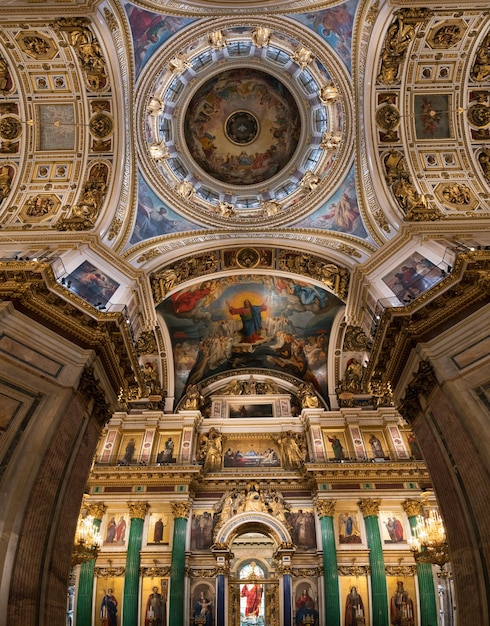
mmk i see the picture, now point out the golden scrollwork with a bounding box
[0,116,21,140]
[343,325,372,352]
[56,162,108,230]
[315,499,336,518]
[300,170,321,192]
[127,502,150,520]
[171,501,191,519]
[358,498,381,517]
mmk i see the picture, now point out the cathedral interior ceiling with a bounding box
[0,0,489,405]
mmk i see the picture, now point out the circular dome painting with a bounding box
[184,68,301,186]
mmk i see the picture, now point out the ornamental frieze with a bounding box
[150,249,349,304]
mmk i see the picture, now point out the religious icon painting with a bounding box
[285,509,317,550]
[103,512,128,546]
[337,511,362,544]
[323,431,348,462]
[380,511,407,544]
[190,510,216,551]
[364,430,388,460]
[147,512,170,545]
[117,435,141,465]
[190,582,215,626]
[155,433,180,464]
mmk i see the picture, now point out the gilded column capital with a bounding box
[87,503,107,520]
[359,498,381,518]
[127,501,149,519]
[171,501,191,519]
[402,499,423,518]
[316,499,336,518]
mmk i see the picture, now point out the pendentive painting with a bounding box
[158,275,343,404]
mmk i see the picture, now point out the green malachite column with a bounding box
[403,499,439,626]
[123,502,149,626]
[76,503,106,626]
[316,500,341,626]
[359,499,389,626]
[169,501,190,626]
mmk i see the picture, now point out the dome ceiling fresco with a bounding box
[183,68,301,186]
[132,13,357,231]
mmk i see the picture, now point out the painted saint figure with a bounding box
[145,586,165,626]
[153,518,164,543]
[390,581,414,626]
[226,298,267,343]
[328,434,345,460]
[194,590,212,626]
[345,586,364,626]
[100,588,118,626]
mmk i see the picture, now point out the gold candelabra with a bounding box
[72,514,102,566]
[409,509,449,568]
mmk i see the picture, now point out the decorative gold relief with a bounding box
[427,20,465,49]
[21,194,60,221]
[0,54,14,94]
[0,116,21,141]
[17,31,57,60]
[89,112,114,138]
[478,148,490,182]
[343,326,372,352]
[252,27,272,48]
[292,45,313,69]
[471,30,490,82]
[55,18,108,91]
[87,503,108,521]
[0,164,14,204]
[435,182,478,211]
[398,360,438,423]
[56,162,108,230]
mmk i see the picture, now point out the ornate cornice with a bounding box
[171,501,191,519]
[359,498,381,517]
[127,501,150,519]
[306,460,429,485]
[338,565,370,576]
[385,565,417,576]
[315,499,337,518]
[365,251,490,394]
[0,261,142,398]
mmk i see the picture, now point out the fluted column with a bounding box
[403,499,438,626]
[76,503,106,626]
[169,501,190,626]
[359,499,389,626]
[316,500,340,626]
[122,502,149,626]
